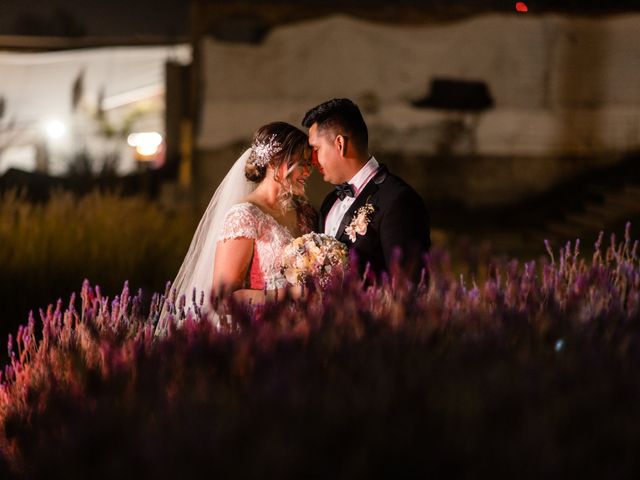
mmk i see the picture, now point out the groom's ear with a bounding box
[335,134,346,156]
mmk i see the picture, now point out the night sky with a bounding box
[0,0,189,37]
[2,0,640,39]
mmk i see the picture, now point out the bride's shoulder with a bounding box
[228,201,256,212]
[225,202,263,220]
[219,202,263,240]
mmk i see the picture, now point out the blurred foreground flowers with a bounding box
[0,224,639,478]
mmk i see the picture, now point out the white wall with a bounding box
[197,14,640,156]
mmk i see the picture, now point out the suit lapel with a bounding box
[319,191,338,234]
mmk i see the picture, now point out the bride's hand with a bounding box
[263,284,306,303]
[287,284,306,300]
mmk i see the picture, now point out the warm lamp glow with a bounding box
[135,145,159,157]
[44,120,66,139]
[127,132,163,158]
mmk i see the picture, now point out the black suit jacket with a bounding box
[319,164,431,276]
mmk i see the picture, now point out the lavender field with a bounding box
[0,224,638,478]
[0,190,196,344]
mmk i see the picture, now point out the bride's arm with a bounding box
[212,237,258,298]
[212,237,300,305]
[212,237,274,304]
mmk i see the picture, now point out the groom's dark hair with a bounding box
[302,98,368,152]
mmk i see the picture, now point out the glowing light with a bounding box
[135,145,159,157]
[515,2,529,12]
[555,339,565,352]
[127,132,163,158]
[44,120,66,139]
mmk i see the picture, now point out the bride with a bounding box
[158,122,315,329]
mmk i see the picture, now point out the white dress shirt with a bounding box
[325,156,380,237]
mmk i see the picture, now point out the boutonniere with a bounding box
[345,202,375,243]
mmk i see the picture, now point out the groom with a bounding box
[302,98,431,276]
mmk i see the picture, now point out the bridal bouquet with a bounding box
[282,233,349,286]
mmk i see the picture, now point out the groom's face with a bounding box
[308,123,344,185]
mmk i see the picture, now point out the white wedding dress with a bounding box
[219,202,292,290]
[156,148,311,334]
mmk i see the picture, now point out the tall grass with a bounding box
[0,190,196,341]
[0,224,638,478]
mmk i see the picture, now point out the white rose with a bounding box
[345,225,357,243]
[353,215,369,236]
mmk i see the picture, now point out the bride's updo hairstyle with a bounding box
[245,122,309,182]
[245,122,311,209]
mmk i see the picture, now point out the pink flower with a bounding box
[345,203,375,243]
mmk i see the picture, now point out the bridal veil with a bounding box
[156,148,256,333]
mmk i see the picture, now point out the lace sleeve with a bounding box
[218,203,260,241]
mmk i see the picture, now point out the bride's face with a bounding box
[283,156,311,196]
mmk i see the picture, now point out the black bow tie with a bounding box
[334,182,355,201]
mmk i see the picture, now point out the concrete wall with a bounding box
[194,14,640,208]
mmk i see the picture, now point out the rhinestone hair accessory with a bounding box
[251,134,283,167]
